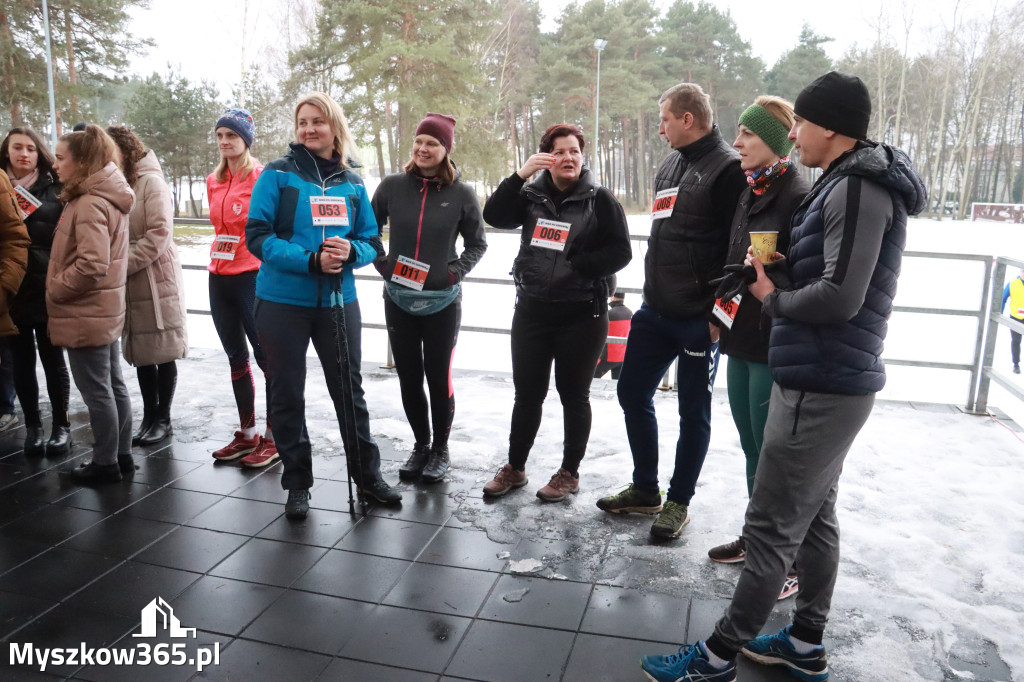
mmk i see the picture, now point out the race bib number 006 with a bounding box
[310,196,349,226]
[530,218,571,251]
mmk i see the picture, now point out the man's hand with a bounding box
[745,256,775,301]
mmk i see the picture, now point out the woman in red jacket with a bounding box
[205,109,275,467]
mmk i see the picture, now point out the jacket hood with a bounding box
[81,162,135,214]
[136,149,164,179]
[831,142,927,216]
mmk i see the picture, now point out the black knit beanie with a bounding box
[794,71,871,140]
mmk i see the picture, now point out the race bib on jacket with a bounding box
[712,294,741,329]
[13,185,41,220]
[310,196,349,226]
[651,188,678,219]
[391,255,430,290]
[530,218,571,251]
[211,234,240,261]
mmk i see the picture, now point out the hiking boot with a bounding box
[359,479,403,505]
[641,642,736,682]
[596,483,662,514]
[650,501,689,539]
[482,463,528,497]
[240,437,280,468]
[778,573,800,601]
[285,489,310,519]
[536,468,579,502]
[740,626,828,681]
[212,431,260,461]
[399,442,431,480]
[709,536,746,563]
[421,445,450,483]
[69,461,122,485]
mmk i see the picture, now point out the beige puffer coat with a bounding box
[46,162,134,348]
[122,151,188,366]
[0,169,30,336]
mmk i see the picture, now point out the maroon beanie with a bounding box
[415,113,456,153]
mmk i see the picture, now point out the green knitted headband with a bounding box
[738,104,794,157]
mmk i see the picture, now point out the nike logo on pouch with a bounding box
[410,301,431,311]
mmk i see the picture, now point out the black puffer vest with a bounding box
[644,127,741,318]
[769,143,927,395]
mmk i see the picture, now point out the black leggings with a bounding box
[8,321,71,428]
[209,271,269,430]
[384,296,460,448]
[508,297,608,475]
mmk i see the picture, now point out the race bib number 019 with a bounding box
[13,185,42,220]
[391,255,430,290]
[310,196,349,226]
[712,294,741,329]
[651,187,678,219]
[211,234,240,261]
[530,218,571,251]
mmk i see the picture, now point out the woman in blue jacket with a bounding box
[246,92,402,519]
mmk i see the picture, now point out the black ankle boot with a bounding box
[24,426,45,457]
[421,445,450,483]
[398,443,431,480]
[138,418,172,446]
[131,415,154,446]
[46,425,72,457]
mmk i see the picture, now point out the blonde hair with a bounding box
[294,92,357,168]
[58,124,121,201]
[753,95,796,131]
[659,83,713,131]
[213,147,258,183]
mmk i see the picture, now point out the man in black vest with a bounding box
[640,72,926,682]
[597,83,746,539]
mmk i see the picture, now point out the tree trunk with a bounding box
[64,10,78,120]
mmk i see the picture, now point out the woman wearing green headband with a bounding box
[708,96,810,599]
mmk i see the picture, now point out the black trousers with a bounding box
[255,298,382,491]
[507,297,607,474]
[8,321,71,428]
[384,297,460,448]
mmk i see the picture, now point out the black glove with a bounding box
[762,258,792,291]
[711,264,756,304]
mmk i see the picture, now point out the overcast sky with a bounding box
[127,0,977,100]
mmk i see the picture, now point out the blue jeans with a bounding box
[616,304,719,505]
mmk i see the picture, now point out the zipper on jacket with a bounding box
[414,178,429,260]
[219,171,233,233]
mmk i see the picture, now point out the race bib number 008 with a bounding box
[530,218,571,251]
[310,196,349,226]
[391,255,430,290]
[651,187,678,219]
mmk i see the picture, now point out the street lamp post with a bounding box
[593,38,607,183]
[41,0,59,147]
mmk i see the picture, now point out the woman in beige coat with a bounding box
[48,125,135,484]
[107,126,187,447]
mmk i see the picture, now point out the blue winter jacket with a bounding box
[246,143,382,307]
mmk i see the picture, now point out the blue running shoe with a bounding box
[640,642,736,682]
[741,626,829,681]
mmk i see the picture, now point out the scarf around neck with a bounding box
[745,157,790,196]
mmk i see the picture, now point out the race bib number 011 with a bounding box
[13,185,42,220]
[651,187,678,219]
[530,218,571,251]
[712,294,741,329]
[211,234,240,260]
[391,255,430,290]
[310,196,349,226]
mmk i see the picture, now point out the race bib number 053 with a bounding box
[530,218,571,251]
[310,196,349,226]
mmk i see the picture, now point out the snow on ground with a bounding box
[171,215,1024,680]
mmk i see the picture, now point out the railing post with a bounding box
[966,257,994,412]
[974,258,1005,414]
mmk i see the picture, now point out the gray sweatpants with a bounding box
[67,341,132,466]
[712,384,875,652]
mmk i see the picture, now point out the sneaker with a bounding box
[285,489,310,519]
[240,437,280,468]
[778,573,800,601]
[0,413,19,432]
[399,443,431,480]
[650,501,689,539]
[421,445,450,483]
[741,626,828,681]
[641,642,736,682]
[1015,364,1021,375]
[709,536,746,563]
[359,479,403,505]
[536,468,579,502]
[212,431,260,461]
[482,463,528,497]
[596,483,663,514]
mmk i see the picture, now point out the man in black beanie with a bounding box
[641,71,928,682]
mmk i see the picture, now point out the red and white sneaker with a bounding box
[778,573,800,600]
[240,437,279,468]
[212,431,260,461]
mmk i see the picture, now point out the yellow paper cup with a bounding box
[750,231,778,261]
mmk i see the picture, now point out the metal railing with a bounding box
[176,218,1014,414]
